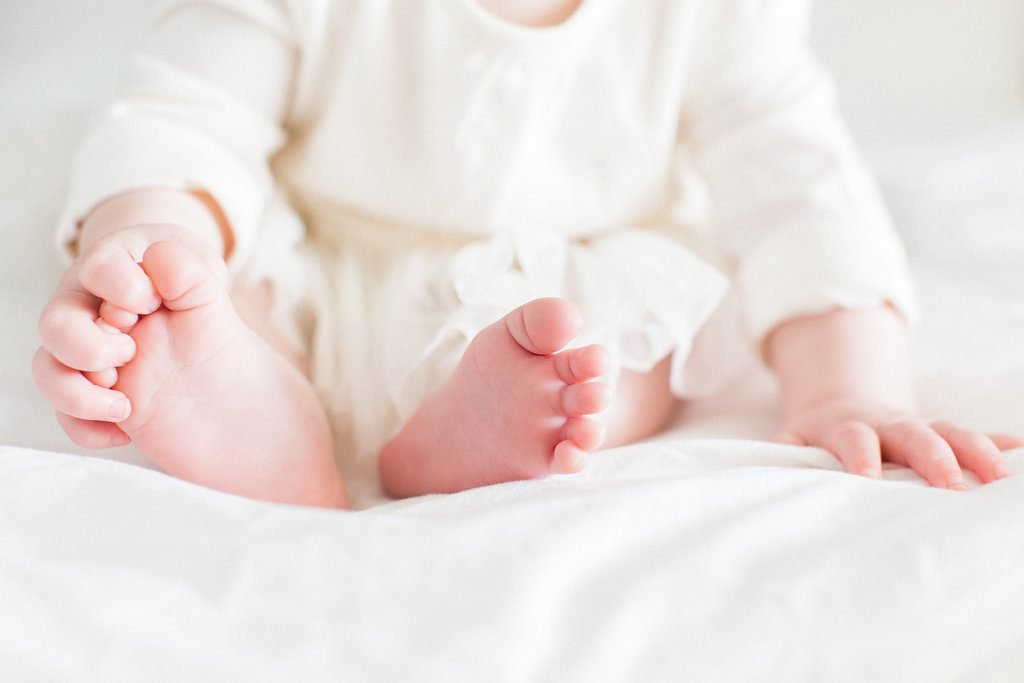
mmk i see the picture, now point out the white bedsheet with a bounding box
[2,440,1024,681]
[3,2,1024,680]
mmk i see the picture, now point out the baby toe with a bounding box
[551,439,587,474]
[553,344,610,384]
[505,298,582,356]
[142,240,227,312]
[561,381,611,417]
[564,416,605,451]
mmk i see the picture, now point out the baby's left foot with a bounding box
[115,240,346,507]
[379,298,610,497]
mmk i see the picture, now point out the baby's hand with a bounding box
[774,398,1024,489]
[33,224,225,448]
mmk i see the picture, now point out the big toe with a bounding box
[504,298,583,356]
[142,240,227,312]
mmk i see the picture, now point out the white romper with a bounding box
[57,0,917,487]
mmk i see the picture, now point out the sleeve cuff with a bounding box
[735,220,919,353]
[54,114,273,272]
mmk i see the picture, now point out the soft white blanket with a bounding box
[3,441,1024,681]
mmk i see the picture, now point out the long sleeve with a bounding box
[55,0,298,270]
[681,0,917,352]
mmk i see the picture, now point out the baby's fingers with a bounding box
[39,291,136,371]
[823,421,882,478]
[56,412,131,449]
[930,421,1012,483]
[98,300,139,331]
[84,368,118,389]
[878,420,967,490]
[32,347,132,423]
[78,240,161,315]
[990,434,1024,451]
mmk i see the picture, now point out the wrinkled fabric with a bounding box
[56,0,916,351]
[3,442,1024,681]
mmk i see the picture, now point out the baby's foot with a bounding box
[115,240,346,507]
[379,298,610,497]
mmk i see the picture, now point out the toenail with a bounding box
[109,397,131,420]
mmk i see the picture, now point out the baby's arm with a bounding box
[682,0,1022,486]
[765,306,1020,488]
[34,189,227,447]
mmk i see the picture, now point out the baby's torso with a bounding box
[273,0,702,236]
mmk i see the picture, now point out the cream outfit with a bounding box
[57,0,917,477]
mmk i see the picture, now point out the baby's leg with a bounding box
[115,241,348,508]
[602,356,676,448]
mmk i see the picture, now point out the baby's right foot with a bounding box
[379,298,611,497]
[114,240,347,507]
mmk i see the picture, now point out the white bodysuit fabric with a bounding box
[56,0,917,483]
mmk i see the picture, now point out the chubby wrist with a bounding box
[766,305,917,418]
[77,187,231,258]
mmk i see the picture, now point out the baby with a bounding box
[33,0,1022,507]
